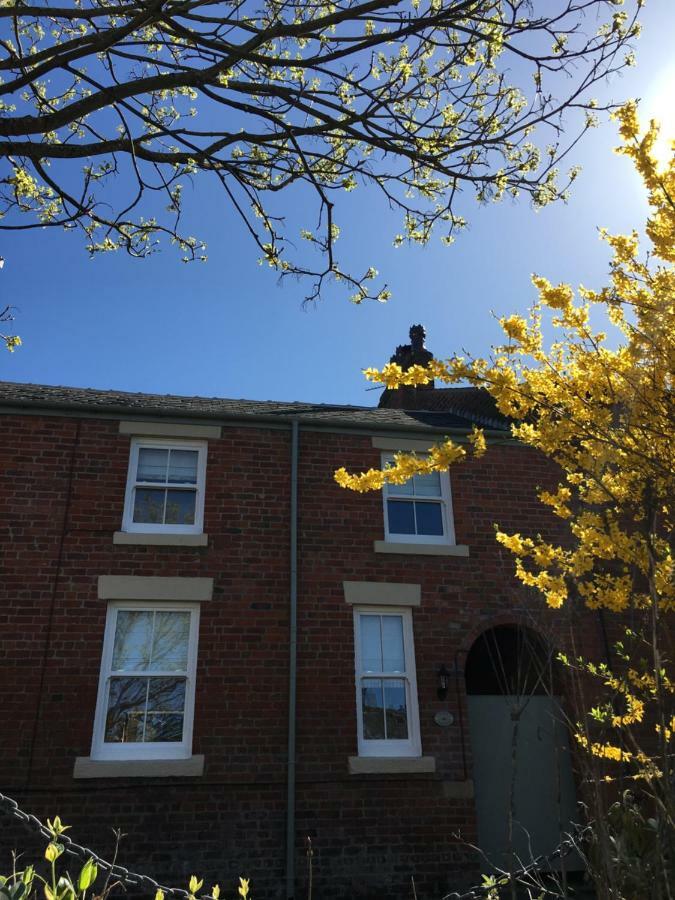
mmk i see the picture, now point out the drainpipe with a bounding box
[286,419,299,900]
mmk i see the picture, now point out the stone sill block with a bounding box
[348,756,436,775]
[73,755,205,779]
[113,532,208,547]
[373,541,470,557]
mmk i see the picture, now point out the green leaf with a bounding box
[56,875,75,900]
[78,860,97,893]
[2,883,26,900]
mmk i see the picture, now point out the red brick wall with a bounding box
[0,413,606,900]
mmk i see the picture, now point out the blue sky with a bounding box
[2,1,674,407]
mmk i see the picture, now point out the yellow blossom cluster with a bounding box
[604,677,645,728]
[576,735,631,763]
[613,101,675,263]
[3,335,22,352]
[334,430,485,492]
[655,716,675,743]
[627,668,675,697]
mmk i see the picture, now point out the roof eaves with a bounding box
[0,382,514,438]
[0,394,489,435]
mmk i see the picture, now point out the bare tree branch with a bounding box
[0,0,641,298]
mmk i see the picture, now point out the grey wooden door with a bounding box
[467,694,581,872]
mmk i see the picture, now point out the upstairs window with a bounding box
[122,438,207,534]
[381,453,454,545]
[353,607,421,758]
[92,603,200,760]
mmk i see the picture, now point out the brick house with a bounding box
[0,340,606,899]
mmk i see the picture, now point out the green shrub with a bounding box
[1,817,250,900]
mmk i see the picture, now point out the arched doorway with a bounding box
[466,625,581,873]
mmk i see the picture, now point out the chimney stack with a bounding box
[378,325,436,409]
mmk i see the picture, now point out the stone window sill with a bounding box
[113,532,208,547]
[373,541,469,557]
[348,756,436,775]
[73,755,204,779]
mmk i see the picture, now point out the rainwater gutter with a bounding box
[286,418,299,900]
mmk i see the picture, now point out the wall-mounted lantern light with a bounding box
[437,664,451,700]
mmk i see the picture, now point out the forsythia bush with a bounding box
[336,105,674,897]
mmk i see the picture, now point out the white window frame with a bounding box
[122,438,207,534]
[353,606,421,758]
[91,601,200,761]
[381,452,455,545]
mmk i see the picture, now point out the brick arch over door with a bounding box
[465,623,560,697]
[465,623,583,875]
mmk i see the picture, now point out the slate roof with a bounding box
[0,381,510,434]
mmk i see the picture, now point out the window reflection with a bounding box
[361,677,408,741]
[105,677,185,743]
[133,488,196,525]
[106,610,190,744]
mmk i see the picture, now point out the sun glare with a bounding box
[641,65,675,168]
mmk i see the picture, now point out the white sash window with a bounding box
[92,603,200,760]
[122,438,207,534]
[353,607,421,758]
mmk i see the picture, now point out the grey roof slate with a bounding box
[0,381,510,433]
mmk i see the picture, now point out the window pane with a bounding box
[145,677,186,741]
[137,448,168,483]
[387,500,415,535]
[360,615,382,672]
[382,455,411,497]
[361,678,385,740]
[112,611,153,671]
[415,501,444,536]
[384,679,409,739]
[104,676,186,744]
[387,479,413,497]
[105,676,148,742]
[150,612,190,672]
[165,490,196,525]
[133,487,166,524]
[147,676,186,711]
[413,470,441,497]
[381,616,405,672]
[168,450,198,485]
[145,713,184,742]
